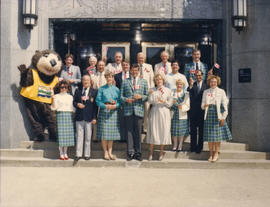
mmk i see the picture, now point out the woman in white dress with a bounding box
[147,74,173,161]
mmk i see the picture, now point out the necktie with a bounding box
[82,88,86,96]
[139,64,143,77]
[196,63,199,70]
[124,72,127,80]
[164,64,167,75]
[197,82,201,93]
[133,78,136,90]
[98,74,102,88]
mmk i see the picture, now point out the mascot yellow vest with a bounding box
[20,69,59,104]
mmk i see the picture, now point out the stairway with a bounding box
[1,139,270,169]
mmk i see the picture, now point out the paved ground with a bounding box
[1,167,270,207]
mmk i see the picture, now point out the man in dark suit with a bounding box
[188,70,207,153]
[114,61,130,89]
[73,74,98,160]
[114,61,130,142]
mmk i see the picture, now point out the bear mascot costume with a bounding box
[18,50,62,141]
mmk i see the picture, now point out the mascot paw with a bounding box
[18,64,28,73]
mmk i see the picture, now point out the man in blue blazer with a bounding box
[73,74,98,160]
[120,64,148,161]
[188,70,207,153]
[184,49,208,82]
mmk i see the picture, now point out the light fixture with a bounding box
[64,32,76,54]
[232,0,248,33]
[135,30,142,44]
[200,34,212,46]
[22,0,38,30]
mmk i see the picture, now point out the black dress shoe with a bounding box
[134,154,142,161]
[196,149,202,154]
[127,154,133,161]
[85,157,91,160]
[74,156,81,161]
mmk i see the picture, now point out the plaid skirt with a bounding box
[56,111,75,147]
[171,117,189,137]
[203,105,232,142]
[97,108,120,141]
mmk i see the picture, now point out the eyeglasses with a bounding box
[195,74,202,77]
[60,86,67,89]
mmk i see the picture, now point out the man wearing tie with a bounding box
[137,52,154,133]
[154,51,172,76]
[91,60,107,141]
[114,60,130,142]
[60,54,81,95]
[73,75,98,160]
[92,60,107,89]
[114,60,130,89]
[184,49,208,82]
[188,70,207,153]
[106,51,123,75]
[120,64,149,161]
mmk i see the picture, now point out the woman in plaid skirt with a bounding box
[171,79,190,152]
[201,75,232,162]
[51,80,75,160]
[96,70,121,160]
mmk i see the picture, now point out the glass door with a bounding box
[102,42,130,63]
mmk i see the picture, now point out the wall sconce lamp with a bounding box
[232,0,248,33]
[22,0,38,31]
[64,33,76,54]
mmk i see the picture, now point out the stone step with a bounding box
[1,148,269,160]
[19,140,248,151]
[1,157,270,169]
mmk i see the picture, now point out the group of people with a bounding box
[52,49,232,162]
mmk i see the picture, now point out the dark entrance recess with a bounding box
[50,19,222,77]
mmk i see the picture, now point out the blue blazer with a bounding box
[73,87,98,122]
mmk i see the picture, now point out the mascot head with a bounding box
[32,50,62,76]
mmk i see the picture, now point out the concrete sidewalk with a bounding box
[1,167,270,207]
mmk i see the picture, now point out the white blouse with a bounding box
[51,93,74,112]
[205,87,218,105]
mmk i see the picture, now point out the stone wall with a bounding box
[228,0,270,151]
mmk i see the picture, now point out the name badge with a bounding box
[134,85,140,90]
[190,69,196,74]
[81,96,89,101]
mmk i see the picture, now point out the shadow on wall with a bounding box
[10,83,34,140]
[17,0,31,49]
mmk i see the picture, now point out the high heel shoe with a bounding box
[64,154,69,160]
[104,155,110,160]
[109,154,116,160]
[208,156,213,162]
[60,155,65,160]
[159,153,164,161]
[212,154,219,162]
[148,154,153,161]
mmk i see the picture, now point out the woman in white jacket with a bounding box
[147,74,173,161]
[201,75,232,162]
[171,79,190,152]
